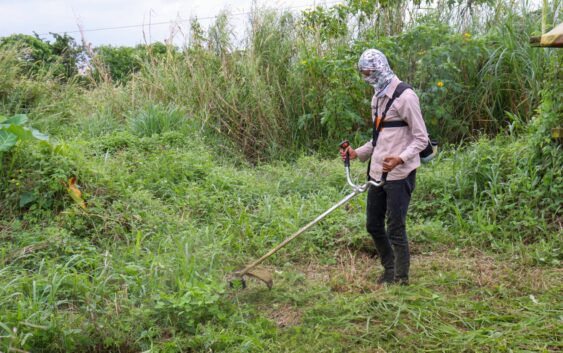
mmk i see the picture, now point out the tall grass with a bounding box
[128,103,188,137]
[1,1,552,160]
[109,0,555,160]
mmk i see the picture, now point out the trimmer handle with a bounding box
[339,140,350,168]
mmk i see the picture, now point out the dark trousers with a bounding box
[366,170,416,281]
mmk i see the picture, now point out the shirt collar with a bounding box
[376,83,390,98]
[378,75,400,99]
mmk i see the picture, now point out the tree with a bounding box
[0,33,85,80]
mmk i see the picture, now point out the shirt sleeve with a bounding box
[397,90,428,163]
[355,140,374,162]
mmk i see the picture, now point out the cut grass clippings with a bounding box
[230,248,562,353]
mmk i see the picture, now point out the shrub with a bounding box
[0,141,80,219]
[128,103,188,137]
[0,113,49,152]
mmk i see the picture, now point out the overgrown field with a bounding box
[1,0,562,352]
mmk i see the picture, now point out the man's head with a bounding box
[358,49,395,93]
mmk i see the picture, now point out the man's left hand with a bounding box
[383,156,404,172]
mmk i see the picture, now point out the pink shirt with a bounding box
[355,76,429,181]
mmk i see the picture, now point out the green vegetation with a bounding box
[0,0,561,351]
[0,114,49,153]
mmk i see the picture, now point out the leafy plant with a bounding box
[0,114,48,153]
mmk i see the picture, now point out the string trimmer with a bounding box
[229,140,387,290]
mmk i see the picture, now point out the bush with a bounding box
[0,141,81,219]
[128,103,188,137]
[412,132,561,245]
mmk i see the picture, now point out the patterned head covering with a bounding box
[358,49,395,93]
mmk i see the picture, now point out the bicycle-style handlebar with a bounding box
[339,140,385,192]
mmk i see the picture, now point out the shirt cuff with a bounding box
[399,150,414,163]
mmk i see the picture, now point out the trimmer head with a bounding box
[228,276,247,289]
[229,268,273,290]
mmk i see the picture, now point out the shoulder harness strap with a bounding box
[371,82,412,147]
[367,82,413,181]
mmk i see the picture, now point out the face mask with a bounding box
[358,49,395,93]
[362,71,382,87]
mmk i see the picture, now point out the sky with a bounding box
[0,0,339,47]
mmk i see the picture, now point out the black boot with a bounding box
[372,236,396,285]
[377,269,395,284]
[392,243,410,285]
[394,278,409,286]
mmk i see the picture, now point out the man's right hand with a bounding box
[339,145,358,161]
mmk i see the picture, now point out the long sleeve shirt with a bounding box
[355,76,429,181]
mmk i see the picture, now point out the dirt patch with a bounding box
[356,349,388,353]
[299,248,383,293]
[264,304,302,327]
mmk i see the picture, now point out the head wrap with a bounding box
[358,49,395,94]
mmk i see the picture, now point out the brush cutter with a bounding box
[229,141,388,290]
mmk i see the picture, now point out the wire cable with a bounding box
[36,1,343,36]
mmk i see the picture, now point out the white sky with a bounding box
[0,0,339,47]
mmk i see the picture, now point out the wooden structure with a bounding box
[530,22,563,48]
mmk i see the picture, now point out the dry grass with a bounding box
[232,248,561,351]
[280,248,562,296]
[264,303,303,327]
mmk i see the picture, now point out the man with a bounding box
[340,49,428,285]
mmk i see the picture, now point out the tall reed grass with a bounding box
[0,1,557,161]
[104,0,556,160]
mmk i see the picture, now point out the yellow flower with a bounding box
[437,81,444,88]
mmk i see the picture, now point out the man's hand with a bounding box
[340,146,358,161]
[383,156,403,172]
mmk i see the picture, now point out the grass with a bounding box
[128,103,188,137]
[0,125,560,351]
[230,249,561,353]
